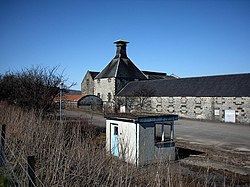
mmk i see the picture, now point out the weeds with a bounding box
[0,103,247,186]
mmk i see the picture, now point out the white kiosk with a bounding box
[105,114,178,166]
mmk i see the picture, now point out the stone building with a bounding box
[117,73,250,124]
[54,94,84,109]
[81,71,99,95]
[81,39,250,124]
[93,40,147,106]
[81,40,176,99]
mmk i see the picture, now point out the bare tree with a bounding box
[119,85,155,113]
[0,66,75,113]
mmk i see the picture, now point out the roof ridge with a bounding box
[114,54,121,77]
[178,73,250,80]
[127,73,250,84]
[116,80,132,95]
[117,73,250,97]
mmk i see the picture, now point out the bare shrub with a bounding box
[0,66,75,114]
[117,86,155,113]
[0,103,242,186]
[0,103,138,186]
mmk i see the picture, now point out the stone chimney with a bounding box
[114,39,129,58]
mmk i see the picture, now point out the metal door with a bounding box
[111,124,119,157]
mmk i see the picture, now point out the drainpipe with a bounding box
[134,120,138,166]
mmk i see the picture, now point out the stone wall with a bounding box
[149,96,250,124]
[213,97,250,124]
[150,97,213,120]
[118,96,250,124]
[81,72,95,95]
[94,78,116,102]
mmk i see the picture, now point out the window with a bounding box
[97,93,100,98]
[97,79,100,83]
[155,122,172,142]
[108,93,111,102]
[108,78,111,82]
[114,126,118,135]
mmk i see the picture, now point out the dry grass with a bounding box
[0,103,245,186]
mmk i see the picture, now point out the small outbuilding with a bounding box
[54,94,84,109]
[78,95,103,111]
[105,113,178,166]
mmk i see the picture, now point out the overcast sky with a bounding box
[1,0,249,90]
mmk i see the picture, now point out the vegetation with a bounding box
[0,175,9,186]
[116,86,155,113]
[1,103,246,186]
[0,66,72,114]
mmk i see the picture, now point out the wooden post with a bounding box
[27,155,36,187]
[0,124,6,166]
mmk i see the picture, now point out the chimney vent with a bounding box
[114,39,129,58]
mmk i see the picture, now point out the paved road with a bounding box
[175,119,250,152]
[64,110,250,152]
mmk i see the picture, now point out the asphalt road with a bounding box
[175,119,250,152]
[64,110,250,153]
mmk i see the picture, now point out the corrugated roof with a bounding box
[117,73,250,97]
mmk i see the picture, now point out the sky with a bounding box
[0,0,250,90]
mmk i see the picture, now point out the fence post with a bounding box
[0,124,6,166]
[27,155,36,187]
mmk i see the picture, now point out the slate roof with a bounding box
[88,71,99,79]
[142,71,177,80]
[95,40,147,80]
[66,89,82,95]
[142,71,167,76]
[117,73,250,97]
[95,58,147,80]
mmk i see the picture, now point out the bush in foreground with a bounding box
[0,103,241,186]
[0,66,66,113]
